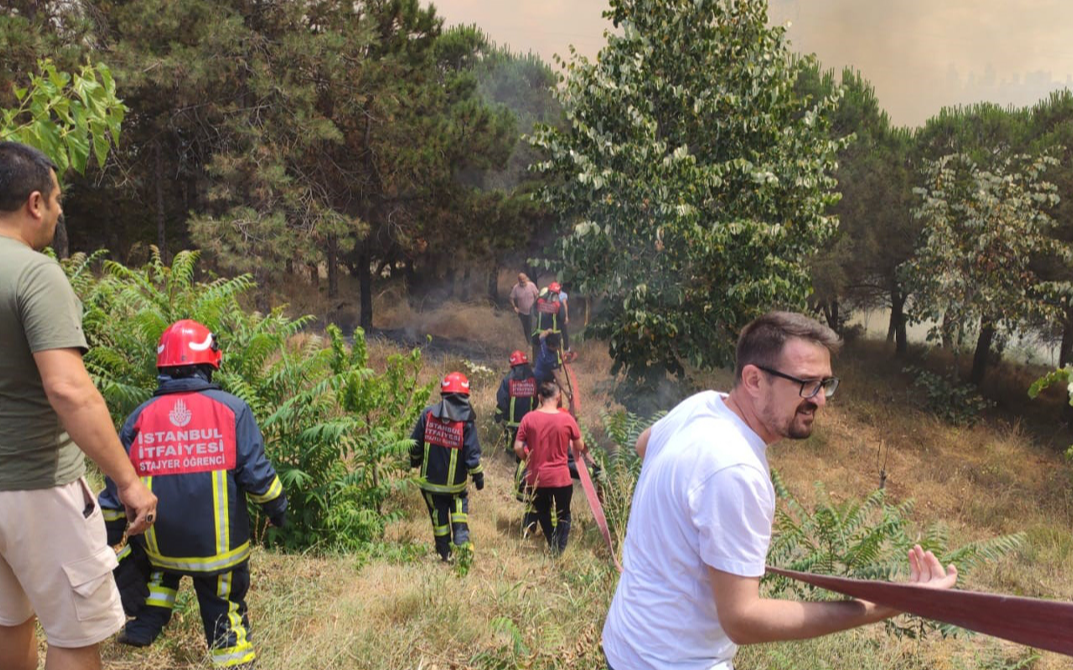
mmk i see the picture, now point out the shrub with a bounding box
[766,470,1024,638]
[904,365,994,426]
[62,248,432,551]
[1028,366,1073,459]
[591,409,663,550]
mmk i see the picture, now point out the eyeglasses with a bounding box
[755,366,839,399]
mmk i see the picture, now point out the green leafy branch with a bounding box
[1,59,126,177]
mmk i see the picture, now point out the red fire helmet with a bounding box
[440,371,471,395]
[548,281,562,293]
[156,319,222,369]
[509,350,529,367]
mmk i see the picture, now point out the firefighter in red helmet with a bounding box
[98,320,286,669]
[495,350,537,449]
[495,352,540,532]
[531,283,563,361]
[410,372,484,561]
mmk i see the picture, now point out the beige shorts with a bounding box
[0,478,124,648]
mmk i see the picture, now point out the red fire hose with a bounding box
[767,566,1073,656]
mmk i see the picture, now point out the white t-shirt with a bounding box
[602,391,774,670]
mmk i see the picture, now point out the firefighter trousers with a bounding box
[124,563,255,667]
[422,491,470,560]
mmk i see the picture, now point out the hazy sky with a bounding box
[431,0,1073,127]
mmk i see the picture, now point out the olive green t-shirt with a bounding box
[0,236,89,490]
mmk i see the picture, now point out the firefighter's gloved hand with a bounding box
[269,511,287,528]
[472,473,485,491]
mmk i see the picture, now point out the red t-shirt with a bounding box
[517,409,581,488]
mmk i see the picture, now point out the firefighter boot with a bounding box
[435,534,452,561]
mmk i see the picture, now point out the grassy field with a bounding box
[93,293,1073,670]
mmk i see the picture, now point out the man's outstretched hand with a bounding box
[907,544,958,590]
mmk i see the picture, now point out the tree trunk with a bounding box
[307,264,318,287]
[820,300,839,331]
[487,263,499,305]
[52,217,69,259]
[970,320,996,386]
[327,234,338,299]
[155,141,167,261]
[1060,307,1073,368]
[404,258,417,305]
[254,269,270,313]
[890,287,908,356]
[446,267,458,300]
[358,250,372,331]
[1061,307,1073,426]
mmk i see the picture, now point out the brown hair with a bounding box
[538,380,560,401]
[0,142,57,212]
[734,311,841,384]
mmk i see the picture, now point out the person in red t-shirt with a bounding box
[513,381,586,554]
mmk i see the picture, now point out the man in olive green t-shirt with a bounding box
[0,142,158,670]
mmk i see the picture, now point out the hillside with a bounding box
[95,300,1073,670]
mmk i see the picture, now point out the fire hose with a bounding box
[561,354,623,571]
[766,566,1073,656]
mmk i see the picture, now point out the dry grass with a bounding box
[94,302,1073,670]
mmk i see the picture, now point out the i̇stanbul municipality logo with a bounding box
[169,399,192,427]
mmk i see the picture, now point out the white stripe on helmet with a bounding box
[188,333,215,351]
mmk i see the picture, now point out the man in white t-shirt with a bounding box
[602,311,957,670]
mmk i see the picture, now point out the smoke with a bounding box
[768,0,1073,126]
[436,0,1073,129]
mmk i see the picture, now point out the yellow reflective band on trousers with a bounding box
[425,492,451,537]
[211,571,255,668]
[102,507,125,522]
[146,571,177,609]
[145,541,252,573]
[247,475,282,504]
[213,470,229,557]
[451,497,467,525]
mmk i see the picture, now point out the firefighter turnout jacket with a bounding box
[410,401,483,494]
[495,366,537,429]
[533,296,562,336]
[100,376,287,575]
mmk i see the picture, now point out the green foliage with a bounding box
[952,648,1041,670]
[904,365,995,426]
[61,249,431,552]
[469,616,530,669]
[901,152,1071,382]
[590,409,663,549]
[802,66,917,338]
[531,0,846,386]
[0,59,125,178]
[1028,365,1073,458]
[766,471,1025,639]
